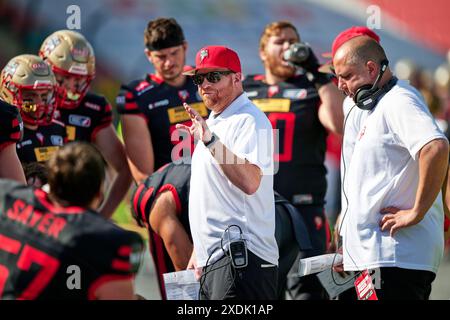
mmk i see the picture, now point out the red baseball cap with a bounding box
[183,45,241,75]
[319,26,380,73]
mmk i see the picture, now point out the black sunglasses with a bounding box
[192,71,233,86]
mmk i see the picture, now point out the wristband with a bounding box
[204,132,219,149]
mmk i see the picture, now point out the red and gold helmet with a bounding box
[0,54,57,126]
[39,30,95,109]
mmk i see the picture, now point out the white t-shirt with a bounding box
[189,92,278,267]
[340,79,447,274]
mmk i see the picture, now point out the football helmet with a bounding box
[0,54,57,126]
[39,30,95,109]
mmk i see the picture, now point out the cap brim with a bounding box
[182,66,234,76]
[318,61,335,74]
[182,68,197,76]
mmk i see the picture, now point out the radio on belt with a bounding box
[229,239,248,268]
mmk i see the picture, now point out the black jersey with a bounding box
[0,179,144,300]
[0,100,23,151]
[243,74,328,205]
[54,92,112,143]
[16,120,67,163]
[117,73,208,170]
[131,162,191,299]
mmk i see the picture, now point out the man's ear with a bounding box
[366,60,378,79]
[259,48,267,63]
[234,72,243,84]
[145,49,154,64]
[90,186,105,213]
[182,41,188,52]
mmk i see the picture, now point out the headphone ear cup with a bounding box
[354,85,376,110]
[354,85,372,103]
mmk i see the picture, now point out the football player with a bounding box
[0,54,67,166]
[116,17,207,183]
[0,142,144,300]
[0,97,25,183]
[39,30,131,218]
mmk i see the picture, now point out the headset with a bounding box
[329,59,399,289]
[354,59,397,110]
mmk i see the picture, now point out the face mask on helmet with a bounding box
[0,54,58,126]
[39,30,95,109]
[16,86,57,126]
[52,66,93,109]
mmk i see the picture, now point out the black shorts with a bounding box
[199,250,278,300]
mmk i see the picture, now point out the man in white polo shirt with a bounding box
[177,45,278,300]
[330,27,449,300]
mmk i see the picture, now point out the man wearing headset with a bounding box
[329,27,449,300]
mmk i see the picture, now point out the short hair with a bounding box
[346,38,387,66]
[259,21,300,52]
[22,162,48,186]
[47,142,105,207]
[144,17,185,51]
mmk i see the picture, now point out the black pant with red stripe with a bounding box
[147,230,173,299]
[144,199,191,300]
[286,204,331,300]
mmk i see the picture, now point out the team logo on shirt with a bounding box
[268,85,279,98]
[178,90,189,102]
[50,135,64,146]
[358,126,366,140]
[36,132,44,146]
[69,115,91,127]
[53,110,61,120]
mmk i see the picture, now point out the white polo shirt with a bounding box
[340,79,447,274]
[189,92,278,267]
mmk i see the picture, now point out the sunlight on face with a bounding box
[148,44,186,81]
